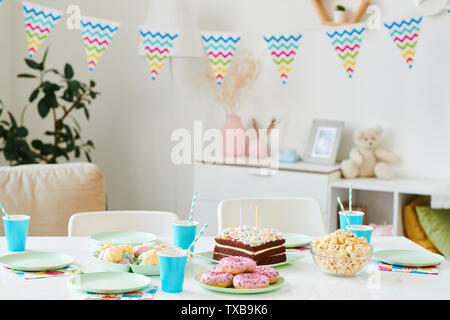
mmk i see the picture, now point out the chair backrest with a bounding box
[218,197,326,236]
[0,163,106,236]
[68,211,178,238]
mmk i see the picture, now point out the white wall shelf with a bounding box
[328,178,449,236]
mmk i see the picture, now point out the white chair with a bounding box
[68,211,178,239]
[218,197,327,236]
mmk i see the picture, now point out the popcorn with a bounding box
[312,229,372,276]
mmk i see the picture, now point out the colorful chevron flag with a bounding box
[326,26,365,79]
[22,1,62,58]
[80,16,120,71]
[263,34,302,84]
[384,16,422,69]
[200,31,241,85]
[139,27,179,80]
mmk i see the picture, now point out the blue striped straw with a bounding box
[337,196,350,226]
[186,224,208,254]
[0,203,9,219]
[187,192,198,224]
[349,184,352,215]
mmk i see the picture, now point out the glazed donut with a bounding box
[233,273,269,289]
[219,256,257,275]
[254,266,279,284]
[200,271,234,288]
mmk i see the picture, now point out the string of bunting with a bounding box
[3,0,448,82]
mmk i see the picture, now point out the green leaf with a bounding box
[41,47,49,66]
[83,106,90,120]
[24,58,43,71]
[84,151,92,162]
[16,127,28,138]
[17,73,37,78]
[64,64,74,79]
[31,139,43,150]
[37,98,51,118]
[89,80,96,88]
[42,81,60,93]
[75,147,80,158]
[29,88,40,102]
[8,112,17,128]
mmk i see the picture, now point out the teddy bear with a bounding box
[341,126,397,180]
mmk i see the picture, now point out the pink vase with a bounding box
[222,115,246,158]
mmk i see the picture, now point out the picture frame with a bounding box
[303,119,344,165]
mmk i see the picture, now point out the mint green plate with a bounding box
[0,251,74,271]
[194,251,305,268]
[374,249,445,267]
[93,251,132,273]
[130,264,160,276]
[69,272,151,294]
[90,231,157,246]
[194,273,285,294]
[281,233,312,248]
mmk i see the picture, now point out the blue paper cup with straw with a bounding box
[346,224,373,243]
[172,220,198,252]
[158,248,188,293]
[338,210,364,231]
[2,215,30,252]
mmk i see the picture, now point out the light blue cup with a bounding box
[158,248,188,293]
[172,220,198,252]
[346,225,373,243]
[2,215,30,252]
[339,210,364,231]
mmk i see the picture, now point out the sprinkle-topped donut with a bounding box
[254,266,279,284]
[233,273,269,289]
[219,256,257,275]
[200,271,234,288]
[211,264,223,273]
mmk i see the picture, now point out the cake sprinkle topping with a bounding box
[218,226,283,246]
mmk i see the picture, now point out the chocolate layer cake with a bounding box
[213,226,286,265]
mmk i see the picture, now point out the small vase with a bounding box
[222,115,246,158]
[333,10,346,23]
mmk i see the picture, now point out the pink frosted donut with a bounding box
[233,273,269,289]
[219,256,257,275]
[211,264,223,273]
[200,271,234,288]
[254,266,279,284]
[117,258,130,264]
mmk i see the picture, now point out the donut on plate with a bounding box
[233,273,269,289]
[200,271,234,288]
[254,266,279,284]
[218,256,257,275]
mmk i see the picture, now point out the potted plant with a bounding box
[0,48,99,165]
[205,52,261,158]
[333,5,347,23]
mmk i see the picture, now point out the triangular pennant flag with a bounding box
[263,34,302,84]
[139,27,179,80]
[326,26,365,79]
[80,16,120,71]
[200,31,241,85]
[22,1,62,58]
[384,16,422,69]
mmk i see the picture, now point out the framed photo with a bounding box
[304,119,344,165]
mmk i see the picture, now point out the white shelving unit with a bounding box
[328,178,449,235]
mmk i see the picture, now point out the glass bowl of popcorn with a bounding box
[311,229,373,277]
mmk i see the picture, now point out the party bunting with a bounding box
[200,31,241,85]
[22,1,62,58]
[139,27,179,80]
[263,34,302,84]
[80,16,120,71]
[326,26,365,79]
[384,16,422,69]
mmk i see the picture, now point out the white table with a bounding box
[0,236,448,300]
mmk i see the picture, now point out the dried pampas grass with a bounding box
[205,52,261,116]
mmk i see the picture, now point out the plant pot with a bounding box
[222,115,246,158]
[333,10,347,23]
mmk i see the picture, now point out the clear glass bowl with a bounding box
[311,246,373,277]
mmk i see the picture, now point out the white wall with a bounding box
[2,0,449,219]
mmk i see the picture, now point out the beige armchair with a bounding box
[0,163,106,236]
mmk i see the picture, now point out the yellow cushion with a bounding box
[403,196,440,254]
[0,163,106,236]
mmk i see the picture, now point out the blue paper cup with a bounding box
[2,215,30,252]
[346,225,373,243]
[339,210,364,230]
[172,220,198,252]
[158,248,188,293]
